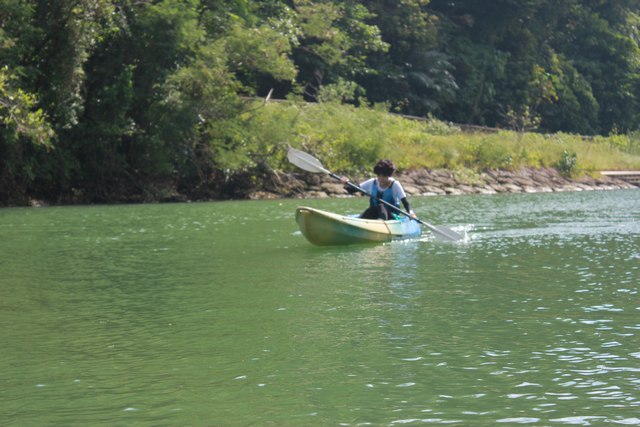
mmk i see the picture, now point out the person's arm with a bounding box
[342,177,375,195]
[400,197,416,218]
[394,181,417,218]
[340,176,359,194]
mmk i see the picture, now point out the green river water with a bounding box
[1,190,639,426]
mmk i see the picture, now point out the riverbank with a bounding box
[20,167,638,207]
[249,167,638,200]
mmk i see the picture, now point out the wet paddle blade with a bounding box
[423,223,465,242]
[287,146,330,174]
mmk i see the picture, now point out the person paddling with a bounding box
[341,159,417,220]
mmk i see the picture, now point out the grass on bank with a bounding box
[244,100,640,178]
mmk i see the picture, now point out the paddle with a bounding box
[287,146,464,242]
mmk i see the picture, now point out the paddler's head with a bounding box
[373,159,396,177]
[373,159,395,187]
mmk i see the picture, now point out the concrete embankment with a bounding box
[250,168,638,200]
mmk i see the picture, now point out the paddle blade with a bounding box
[287,146,329,174]
[416,218,464,242]
[430,225,465,242]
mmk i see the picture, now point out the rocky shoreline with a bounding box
[250,167,638,200]
[18,167,637,207]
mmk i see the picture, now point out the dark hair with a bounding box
[373,159,396,177]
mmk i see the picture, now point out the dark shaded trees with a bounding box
[1,0,639,205]
[428,0,640,134]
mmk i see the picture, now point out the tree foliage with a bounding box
[1,0,639,205]
[429,0,640,134]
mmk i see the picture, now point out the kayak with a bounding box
[295,206,422,246]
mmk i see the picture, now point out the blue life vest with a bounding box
[370,179,399,208]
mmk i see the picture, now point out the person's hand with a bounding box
[339,176,350,184]
[409,210,417,219]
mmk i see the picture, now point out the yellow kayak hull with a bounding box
[295,207,422,246]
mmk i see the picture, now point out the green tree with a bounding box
[361,0,457,115]
[152,26,295,196]
[0,1,54,145]
[285,0,387,101]
[29,0,116,129]
[560,2,640,133]
[429,0,640,134]
[59,0,207,201]
[0,67,53,146]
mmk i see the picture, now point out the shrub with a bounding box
[557,150,577,177]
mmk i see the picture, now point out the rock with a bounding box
[421,186,447,195]
[489,183,509,192]
[504,183,523,193]
[597,185,616,190]
[514,177,537,187]
[400,175,418,185]
[444,187,466,195]
[305,190,330,198]
[402,184,422,195]
[320,182,346,195]
[457,184,477,194]
[30,199,49,207]
[561,185,583,192]
[430,176,458,186]
[248,191,280,200]
[481,172,498,184]
[405,169,430,179]
[476,186,498,195]
[576,183,595,191]
[302,174,323,186]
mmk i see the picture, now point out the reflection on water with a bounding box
[1,190,639,425]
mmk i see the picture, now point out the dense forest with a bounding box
[1,0,640,205]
